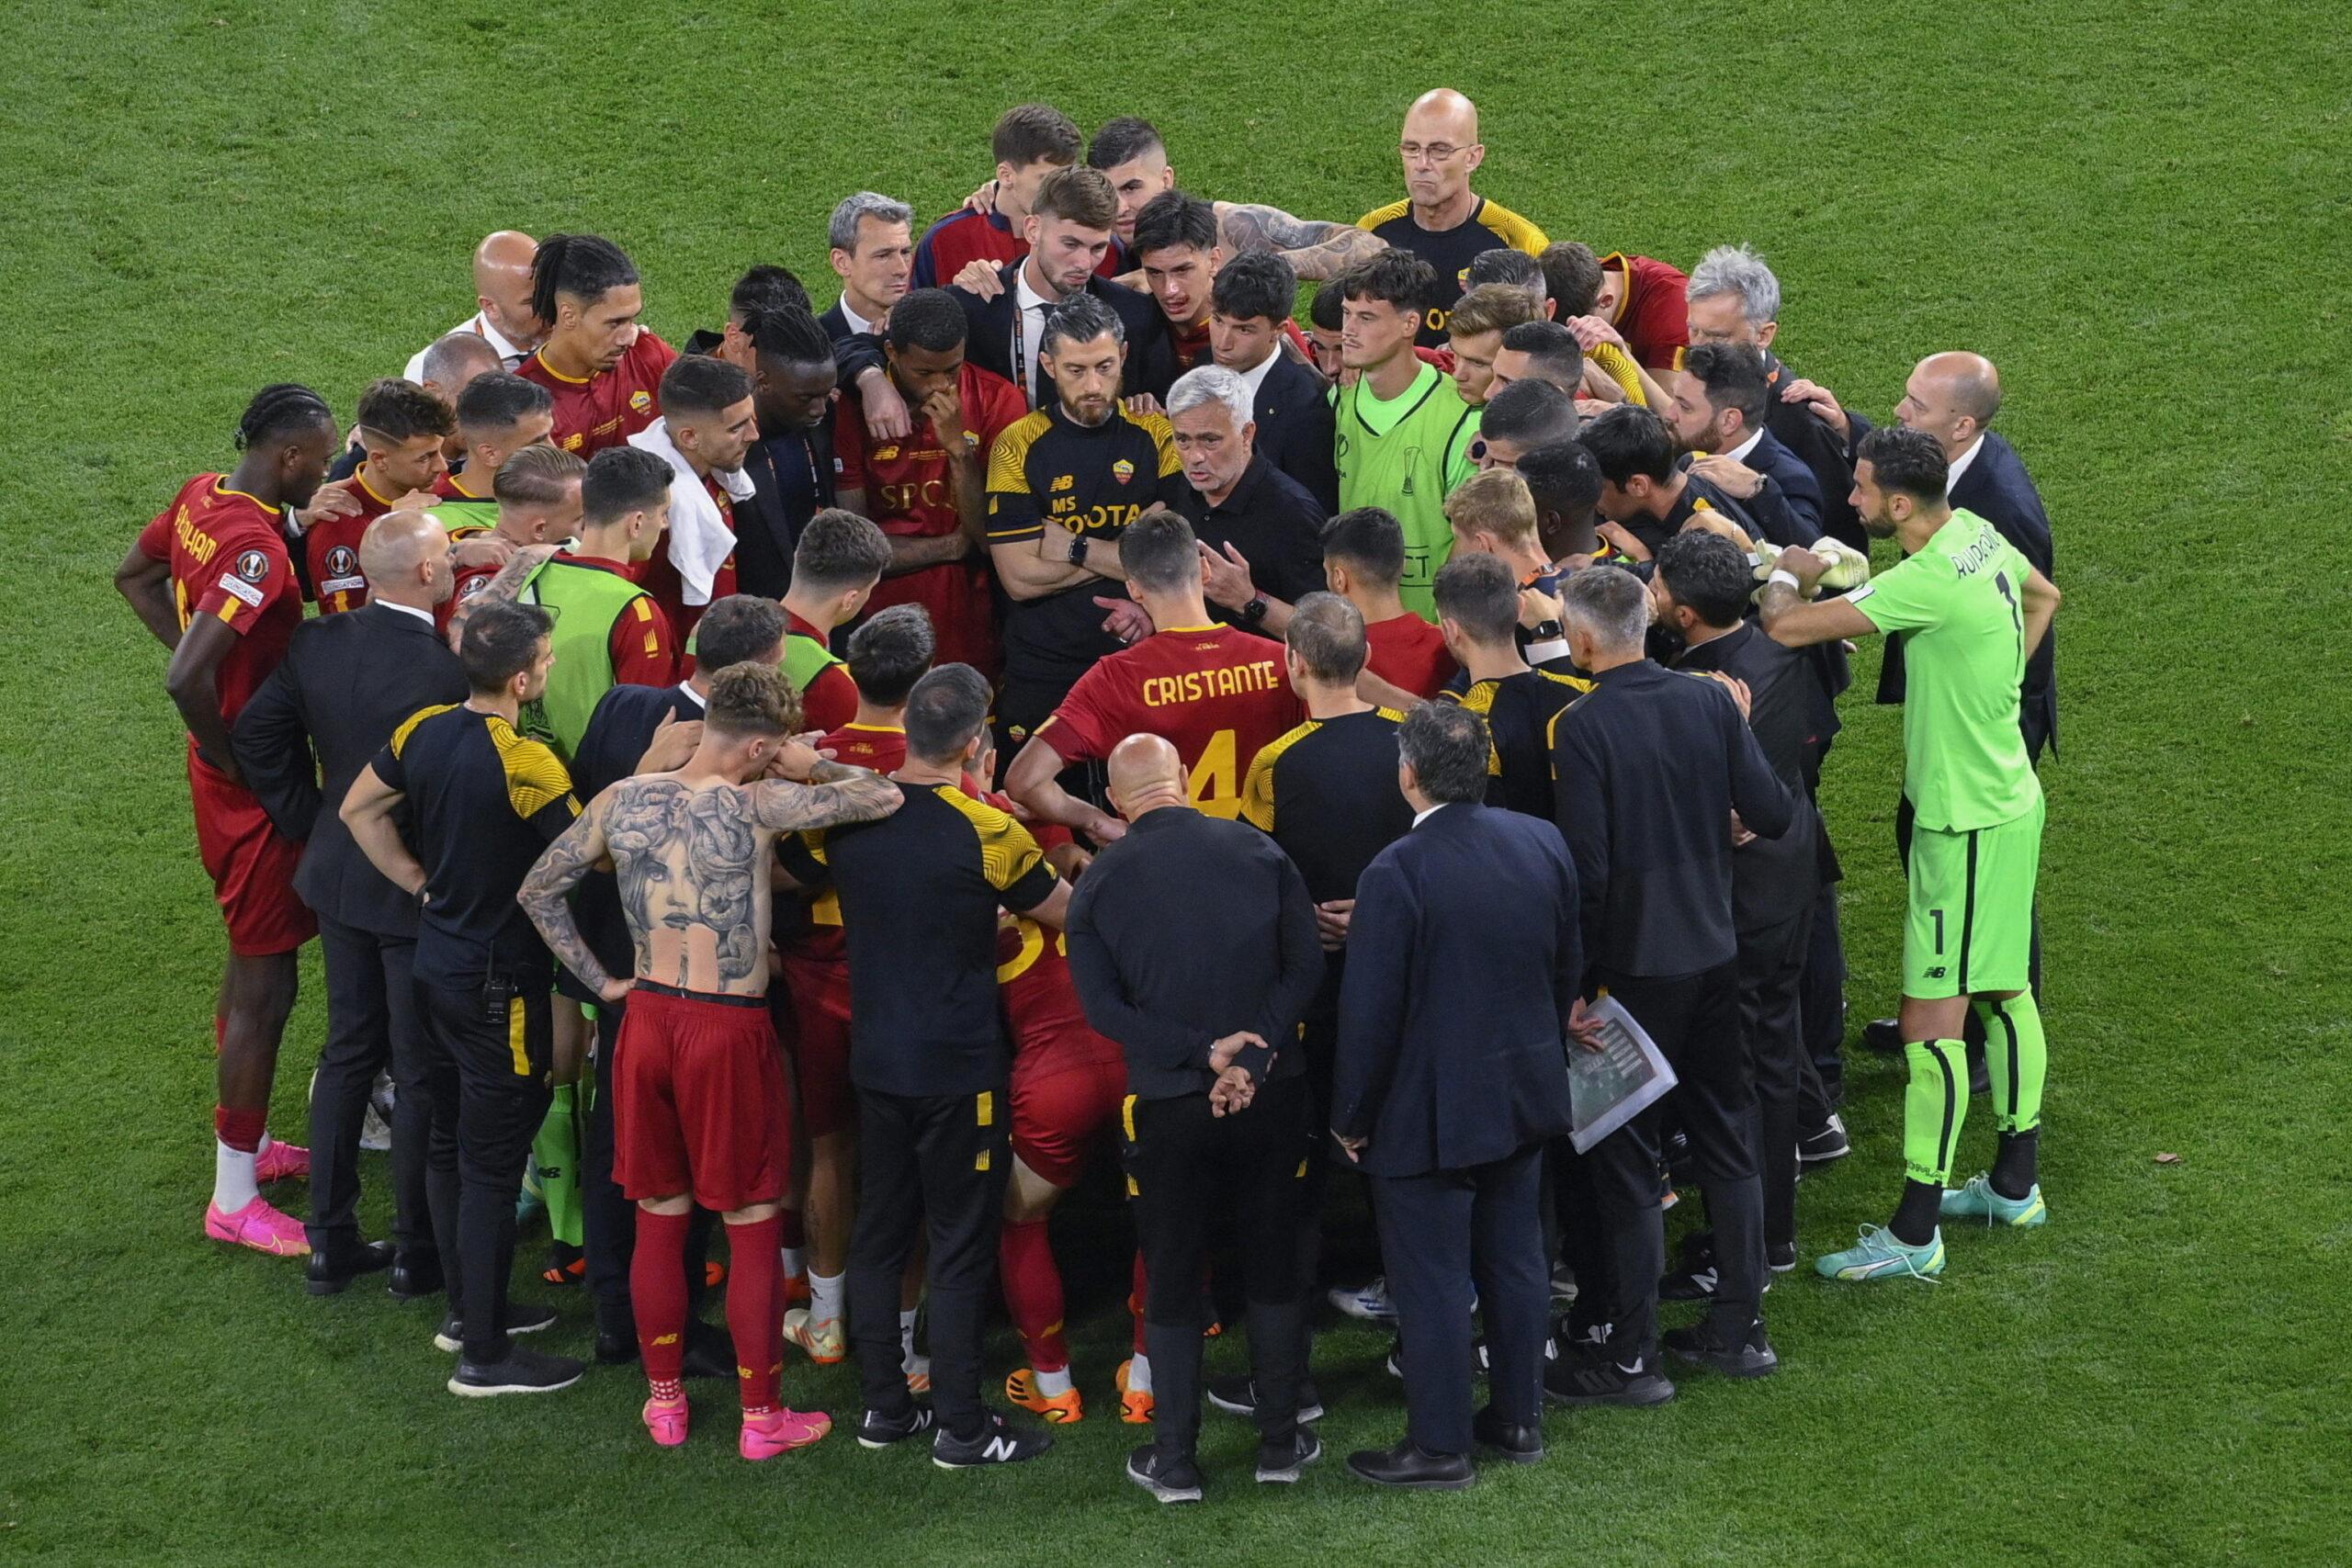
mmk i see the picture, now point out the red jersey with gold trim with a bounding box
[300,465,403,614]
[836,361,1025,675]
[822,721,908,776]
[1364,612,1458,699]
[1035,622,1299,820]
[1600,252,1692,371]
[136,475,303,725]
[519,332,680,457]
[636,472,738,652]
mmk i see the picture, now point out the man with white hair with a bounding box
[402,231,545,379]
[1683,243,1861,547]
[1167,366,1329,628]
[822,192,915,341]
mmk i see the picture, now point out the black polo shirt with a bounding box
[372,703,581,988]
[1623,471,1761,557]
[1239,707,1414,904]
[1176,456,1329,620]
[804,782,1057,1098]
[985,401,1185,690]
[1442,668,1591,819]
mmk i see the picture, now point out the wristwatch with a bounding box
[1066,529,1089,566]
[1239,595,1269,626]
[1530,617,1564,641]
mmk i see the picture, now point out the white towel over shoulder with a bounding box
[627,418,755,607]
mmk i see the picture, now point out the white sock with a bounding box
[810,1269,845,1325]
[254,1130,274,1158]
[781,1245,807,1279]
[1125,1353,1152,1394]
[214,1139,259,1213]
[899,1308,919,1367]
[1032,1365,1074,1398]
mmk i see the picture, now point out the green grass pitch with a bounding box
[1,2,2346,1561]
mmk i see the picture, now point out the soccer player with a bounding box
[339,602,582,1395]
[304,378,454,613]
[1430,552,1589,818]
[1331,249,1481,618]
[628,354,760,640]
[519,660,902,1456]
[115,384,339,1255]
[736,304,847,600]
[516,233,678,457]
[1306,284,1346,381]
[1444,283,1542,408]
[1003,508,1299,836]
[1489,320,1590,400]
[401,231,543,379]
[1324,506,1456,697]
[984,291,1185,759]
[1227,592,1412,1412]
[913,104,1096,288]
[1442,465,1577,661]
[774,604,936,1370]
[1206,251,1338,510]
[834,287,1027,674]
[1668,342,1827,546]
[429,371,555,536]
[1544,241,1690,380]
[814,665,1067,1466]
[1167,366,1328,622]
[510,446,677,756]
[1130,190,1223,367]
[442,445,584,622]
[823,192,916,339]
[1474,378,1581,474]
[1758,427,2061,1280]
[780,509,890,735]
[1581,403,1762,558]
[1515,440,1608,567]
[1358,89,1549,344]
[1464,246,1547,302]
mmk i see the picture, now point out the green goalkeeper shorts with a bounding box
[1903,795,2044,999]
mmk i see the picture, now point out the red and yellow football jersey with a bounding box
[518,332,680,457]
[136,475,304,726]
[300,465,406,615]
[1364,612,1458,699]
[1035,622,1299,819]
[837,361,1025,675]
[1600,252,1692,371]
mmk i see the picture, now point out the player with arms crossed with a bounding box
[1758,426,2061,1281]
[518,662,903,1459]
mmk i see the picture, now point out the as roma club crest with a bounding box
[1111,458,1135,486]
[629,390,653,413]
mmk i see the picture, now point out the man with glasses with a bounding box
[1357,89,1549,346]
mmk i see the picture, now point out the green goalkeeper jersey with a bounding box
[1847,507,2041,832]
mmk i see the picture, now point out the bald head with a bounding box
[359,509,454,610]
[1897,351,2003,461]
[470,231,544,349]
[1399,89,1486,215]
[1106,733,1185,820]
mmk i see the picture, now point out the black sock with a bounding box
[1889,1179,1942,1246]
[1991,1130,2039,1200]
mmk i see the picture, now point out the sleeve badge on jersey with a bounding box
[629,389,653,413]
[233,548,271,582]
[458,574,487,599]
[325,545,359,579]
[216,570,266,608]
[1111,458,1135,485]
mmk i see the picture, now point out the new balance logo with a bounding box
[983,1436,1018,1462]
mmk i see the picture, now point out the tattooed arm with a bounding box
[746,760,903,832]
[1215,202,1386,282]
[446,543,560,649]
[518,789,632,1002]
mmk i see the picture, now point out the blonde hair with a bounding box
[1442,467,1539,547]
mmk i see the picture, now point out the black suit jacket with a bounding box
[1762,351,1862,547]
[231,603,468,938]
[951,263,1177,406]
[1863,426,2058,758]
[1673,624,1832,933]
[1742,428,1826,545]
[1332,803,1581,1178]
[1248,350,1340,513]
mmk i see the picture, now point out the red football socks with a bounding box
[214,1104,266,1155]
[632,1209,692,1390]
[999,1218,1069,1372]
[724,1215,784,1414]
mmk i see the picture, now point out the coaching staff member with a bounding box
[234,512,467,1295]
[1067,733,1323,1504]
[1330,702,1581,1490]
[1548,566,1792,1394]
[342,601,584,1397]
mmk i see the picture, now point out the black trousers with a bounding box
[308,915,432,1258]
[1556,964,1762,1362]
[1127,1077,1309,1465]
[1797,878,1847,1112]
[992,671,1101,801]
[418,977,552,1364]
[848,1086,1009,1439]
[1374,1142,1547,1456]
[1737,908,1815,1253]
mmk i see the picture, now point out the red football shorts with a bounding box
[1010,1053,1128,1189]
[188,741,315,956]
[778,953,854,1139]
[612,983,791,1213]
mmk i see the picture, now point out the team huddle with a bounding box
[118,87,2064,1496]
